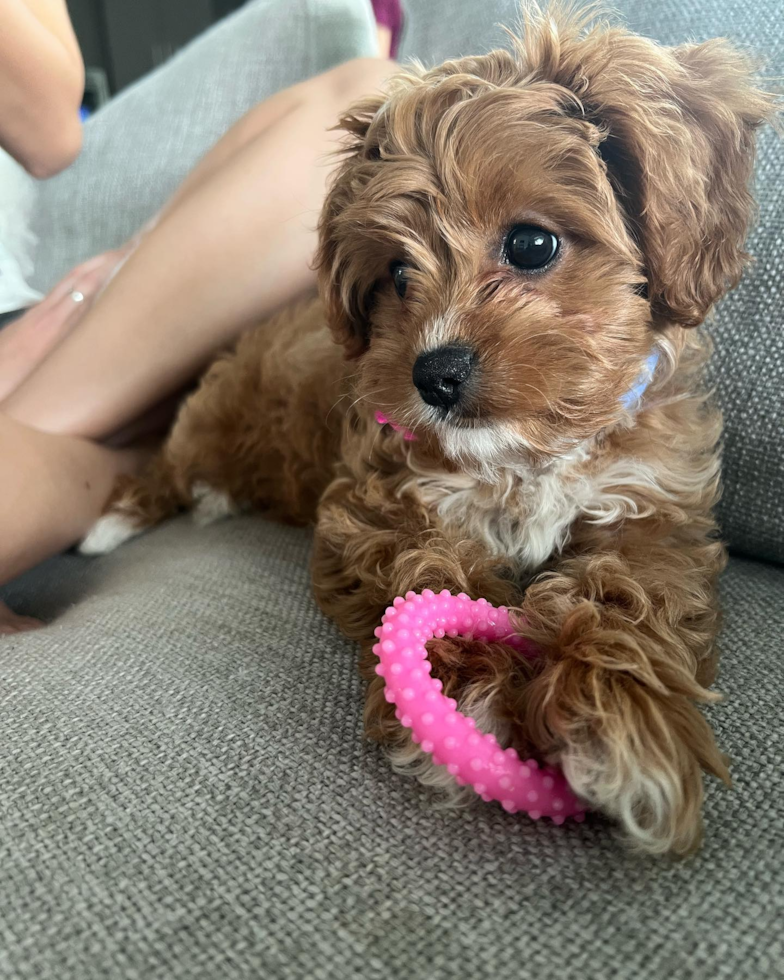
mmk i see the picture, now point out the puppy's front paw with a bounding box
[524,646,729,855]
[558,720,711,856]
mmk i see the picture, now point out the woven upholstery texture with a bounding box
[2,516,782,980]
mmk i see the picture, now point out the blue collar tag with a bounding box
[620,351,659,411]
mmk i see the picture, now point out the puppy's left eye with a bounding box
[390,261,409,298]
[505,224,559,270]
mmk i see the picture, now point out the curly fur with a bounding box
[83,5,776,854]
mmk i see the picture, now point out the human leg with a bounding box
[0,414,149,590]
[1,58,394,441]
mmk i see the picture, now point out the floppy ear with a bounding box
[316,93,388,358]
[520,12,776,326]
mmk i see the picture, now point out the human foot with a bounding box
[0,600,43,636]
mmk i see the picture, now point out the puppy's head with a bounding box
[317,7,773,471]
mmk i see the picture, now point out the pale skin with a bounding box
[0,56,395,631]
[0,0,84,177]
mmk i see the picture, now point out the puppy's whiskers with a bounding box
[346,386,385,417]
[366,424,383,463]
[325,371,360,423]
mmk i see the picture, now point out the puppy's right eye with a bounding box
[390,261,409,299]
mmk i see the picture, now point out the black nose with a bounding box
[412,344,475,410]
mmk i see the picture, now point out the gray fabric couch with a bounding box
[2,2,782,978]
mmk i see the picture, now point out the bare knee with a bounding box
[331,56,396,92]
[313,56,396,112]
[227,57,394,152]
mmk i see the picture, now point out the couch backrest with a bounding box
[400,0,784,564]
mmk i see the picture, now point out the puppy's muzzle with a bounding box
[413,344,475,411]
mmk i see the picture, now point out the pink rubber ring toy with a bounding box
[372,589,586,823]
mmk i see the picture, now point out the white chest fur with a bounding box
[405,455,666,571]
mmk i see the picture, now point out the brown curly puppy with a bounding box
[81,7,775,854]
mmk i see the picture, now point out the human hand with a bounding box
[0,244,134,402]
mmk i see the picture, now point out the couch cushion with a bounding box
[1,516,781,979]
[400,0,784,565]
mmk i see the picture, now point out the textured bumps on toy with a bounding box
[372,590,587,823]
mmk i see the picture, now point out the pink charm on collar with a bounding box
[375,411,417,441]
